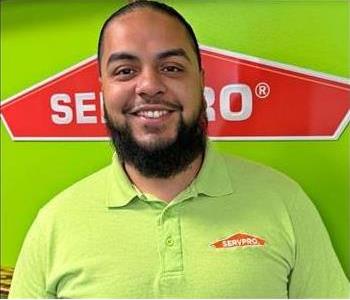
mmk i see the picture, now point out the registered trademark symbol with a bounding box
[255,82,270,99]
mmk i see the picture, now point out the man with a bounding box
[9,1,349,298]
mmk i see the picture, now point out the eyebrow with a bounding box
[107,52,138,67]
[106,48,191,67]
[156,48,191,63]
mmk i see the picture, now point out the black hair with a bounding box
[97,0,201,73]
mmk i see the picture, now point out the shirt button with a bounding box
[166,237,174,247]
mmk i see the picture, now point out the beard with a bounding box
[104,104,207,178]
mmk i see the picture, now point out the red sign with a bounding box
[1,45,349,141]
[211,232,265,249]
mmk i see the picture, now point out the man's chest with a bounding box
[48,203,294,298]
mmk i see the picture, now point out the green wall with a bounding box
[1,0,349,279]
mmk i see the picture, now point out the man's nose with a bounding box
[135,68,166,97]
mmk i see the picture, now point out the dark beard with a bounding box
[104,108,207,178]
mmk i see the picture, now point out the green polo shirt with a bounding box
[9,144,349,298]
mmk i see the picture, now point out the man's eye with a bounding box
[162,66,182,73]
[114,68,135,77]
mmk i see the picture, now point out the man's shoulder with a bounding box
[214,149,312,224]
[218,150,298,187]
[40,163,113,216]
[214,149,303,204]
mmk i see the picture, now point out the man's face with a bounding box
[100,9,204,150]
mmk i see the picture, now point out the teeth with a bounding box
[137,110,168,119]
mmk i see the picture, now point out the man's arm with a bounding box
[287,187,349,298]
[8,211,54,298]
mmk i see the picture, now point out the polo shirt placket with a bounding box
[140,193,189,297]
[157,204,184,297]
[158,206,183,275]
[137,181,199,297]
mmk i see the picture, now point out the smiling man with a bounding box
[100,5,207,192]
[9,1,349,298]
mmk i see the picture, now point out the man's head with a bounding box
[98,1,207,178]
[98,1,202,72]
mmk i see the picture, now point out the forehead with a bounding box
[103,9,195,59]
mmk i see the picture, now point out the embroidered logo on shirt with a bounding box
[210,232,265,249]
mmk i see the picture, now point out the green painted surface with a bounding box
[1,0,349,279]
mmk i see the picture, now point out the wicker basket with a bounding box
[0,267,14,299]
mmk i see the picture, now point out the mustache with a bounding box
[122,98,183,114]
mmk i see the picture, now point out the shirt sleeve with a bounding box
[8,211,54,298]
[287,186,350,298]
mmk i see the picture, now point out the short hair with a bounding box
[97,0,202,73]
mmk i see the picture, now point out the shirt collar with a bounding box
[106,142,234,208]
[192,142,234,197]
[106,153,138,208]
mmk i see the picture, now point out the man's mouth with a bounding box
[135,110,171,119]
[128,104,180,120]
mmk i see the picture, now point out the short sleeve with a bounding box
[287,187,350,298]
[8,211,54,298]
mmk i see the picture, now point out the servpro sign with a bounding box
[1,45,349,141]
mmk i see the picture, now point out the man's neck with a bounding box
[124,153,204,203]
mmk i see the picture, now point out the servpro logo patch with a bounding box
[211,232,265,249]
